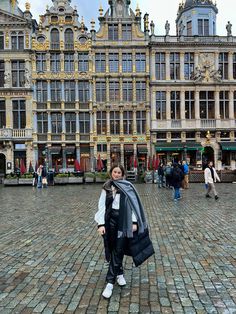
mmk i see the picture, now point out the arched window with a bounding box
[11,31,24,50]
[64,29,74,50]
[50,28,60,50]
[0,32,4,49]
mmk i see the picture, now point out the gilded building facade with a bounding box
[0,0,36,177]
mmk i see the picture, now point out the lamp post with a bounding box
[183,145,187,161]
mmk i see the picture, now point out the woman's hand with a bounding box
[132,224,138,232]
[98,226,106,236]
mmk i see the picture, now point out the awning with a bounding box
[49,146,61,154]
[124,144,133,153]
[184,142,202,151]
[137,144,148,153]
[220,142,236,151]
[155,142,183,152]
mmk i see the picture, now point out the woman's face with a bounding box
[111,167,123,180]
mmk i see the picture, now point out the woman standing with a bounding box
[95,164,154,299]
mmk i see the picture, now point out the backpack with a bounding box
[165,166,172,176]
[172,168,183,182]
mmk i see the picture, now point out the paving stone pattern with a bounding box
[0,183,236,314]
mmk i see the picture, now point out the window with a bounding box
[122,24,132,40]
[109,81,119,102]
[65,113,76,133]
[79,112,90,134]
[11,31,24,50]
[122,53,132,72]
[50,53,61,72]
[171,91,180,119]
[0,32,4,49]
[51,113,62,133]
[184,53,194,80]
[51,81,62,102]
[50,29,60,49]
[96,81,106,103]
[12,61,25,87]
[136,111,146,134]
[65,81,75,102]
[0,100,6,128]
[220,91,229,119]
[97,111,107,134]
[36,81,47,103]
[110,111,120,135]
[97,144,107,152]
[123,111,132,134]
[78,81,89,103]
[233,53,236,79]
[155,53,165,80]
[187,21,192,36]
[198,19,209,36]
[200,91,215,119]
[12,100,26,129]
[170,53,180,80]
[109,53,119,72]
[64,53,74,72]
[0,61,4,87]
[78,53,88,72]
[219,53,228,80]
[234,91,236,119]
[37,112,48,133]
[64,29,74,50]
[135,53,146,72]
[95,53,106,73]
[123,81,133,102]
[185,91,195,119]
[156,91,166,120]
[108,24,118,40]
[36,53,46,72]
[136,81,146,102]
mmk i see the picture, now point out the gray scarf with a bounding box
[111,179,148,238]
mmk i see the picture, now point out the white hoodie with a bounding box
[204,167,220,184]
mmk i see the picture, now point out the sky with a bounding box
[17,0,236,36]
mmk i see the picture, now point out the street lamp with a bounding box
[183,145,187,161]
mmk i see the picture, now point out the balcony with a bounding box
[200,119,216,128]
[50,42,60,50]
[0,128,32,140]
[171,120,182,128]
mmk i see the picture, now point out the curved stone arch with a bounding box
[201,141,220,169]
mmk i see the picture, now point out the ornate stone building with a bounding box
[91,0,150,171]
[0,0,36,177]
[150,0,236,170]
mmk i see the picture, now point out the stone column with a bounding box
[4,59,11,88]
[214,52,219,72]
[180,52,185,81]
[151,91,156,121]
[229,90,234,119]
[75,80,79,101]
[106,77,109,103]
[74,52,78,72]
[93,108,97,135]
[62,147,67,169]
[132,49,136,73]
[215,89,220,119]
[106,49,109,73]
[47,80,51,102]
[61,80,65,102]
[76,146,81,162]
[48,112,52,133]
[166,90,171,120]
[25,98,32,129]
[151,51,156,81]
[133,108,137,134]
[180,90,185,120]
[106,108,110,135]
[194,52,199,70]
[119,49,122,74]
[62,113,65,133]
[132,78,136,103]
[195,90,200,119]
[165,52,170,80]
[120,143,124,167]
[5,97,12,128]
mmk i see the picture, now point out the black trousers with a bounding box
[106,208,126,284]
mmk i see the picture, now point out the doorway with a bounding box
[202,146,214,169]
[0,153,6,175]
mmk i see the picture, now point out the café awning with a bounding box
[137,144,148,153]
[155,142,183,152]
[220,142,236,151]
[184,142,202,151]
[124,144,134,153]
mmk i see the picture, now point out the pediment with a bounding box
[0,9,26,25]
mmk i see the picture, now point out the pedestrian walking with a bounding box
[95,164,154,299]
[165,162,172,188]
[157,163,165,188]
[32,171,38,186]
[37,165,43,188]
[204,161,220,200]
[182,160,189,189]
[172,162,184,201]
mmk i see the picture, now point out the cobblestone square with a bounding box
[0,183,236,314]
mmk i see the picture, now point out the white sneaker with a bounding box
[117,274,126,286]
[102,283,113,299]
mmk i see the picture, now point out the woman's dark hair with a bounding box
[109,164,125,177]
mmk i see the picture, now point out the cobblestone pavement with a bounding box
[0,183,236,314]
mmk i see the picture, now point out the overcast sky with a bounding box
[18,0,235,36]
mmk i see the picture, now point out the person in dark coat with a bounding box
[95,164,154,299]
[172,163,184,201]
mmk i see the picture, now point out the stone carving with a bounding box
[165,20,170,36]
[179,21,185,36]
[150,20,155,35]
[4,72,11,86]
[191,53,222,83]
[25,68,31,86]
[226,21,232,36]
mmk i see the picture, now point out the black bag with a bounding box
[128,228,155,267]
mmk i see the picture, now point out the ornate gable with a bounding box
[0,9,27,25]
[108,0,131,18]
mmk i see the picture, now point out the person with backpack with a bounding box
[157,163,165,188]
[165,162,172,188]
[172,162,184,201]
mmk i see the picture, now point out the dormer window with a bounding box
[65,16,73,23]
[108,24,118,41]
[122,24,132,40]
[58,7,65,13]
[0,32,4,49]
[198,19,209,36]
[11,31,24,50]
